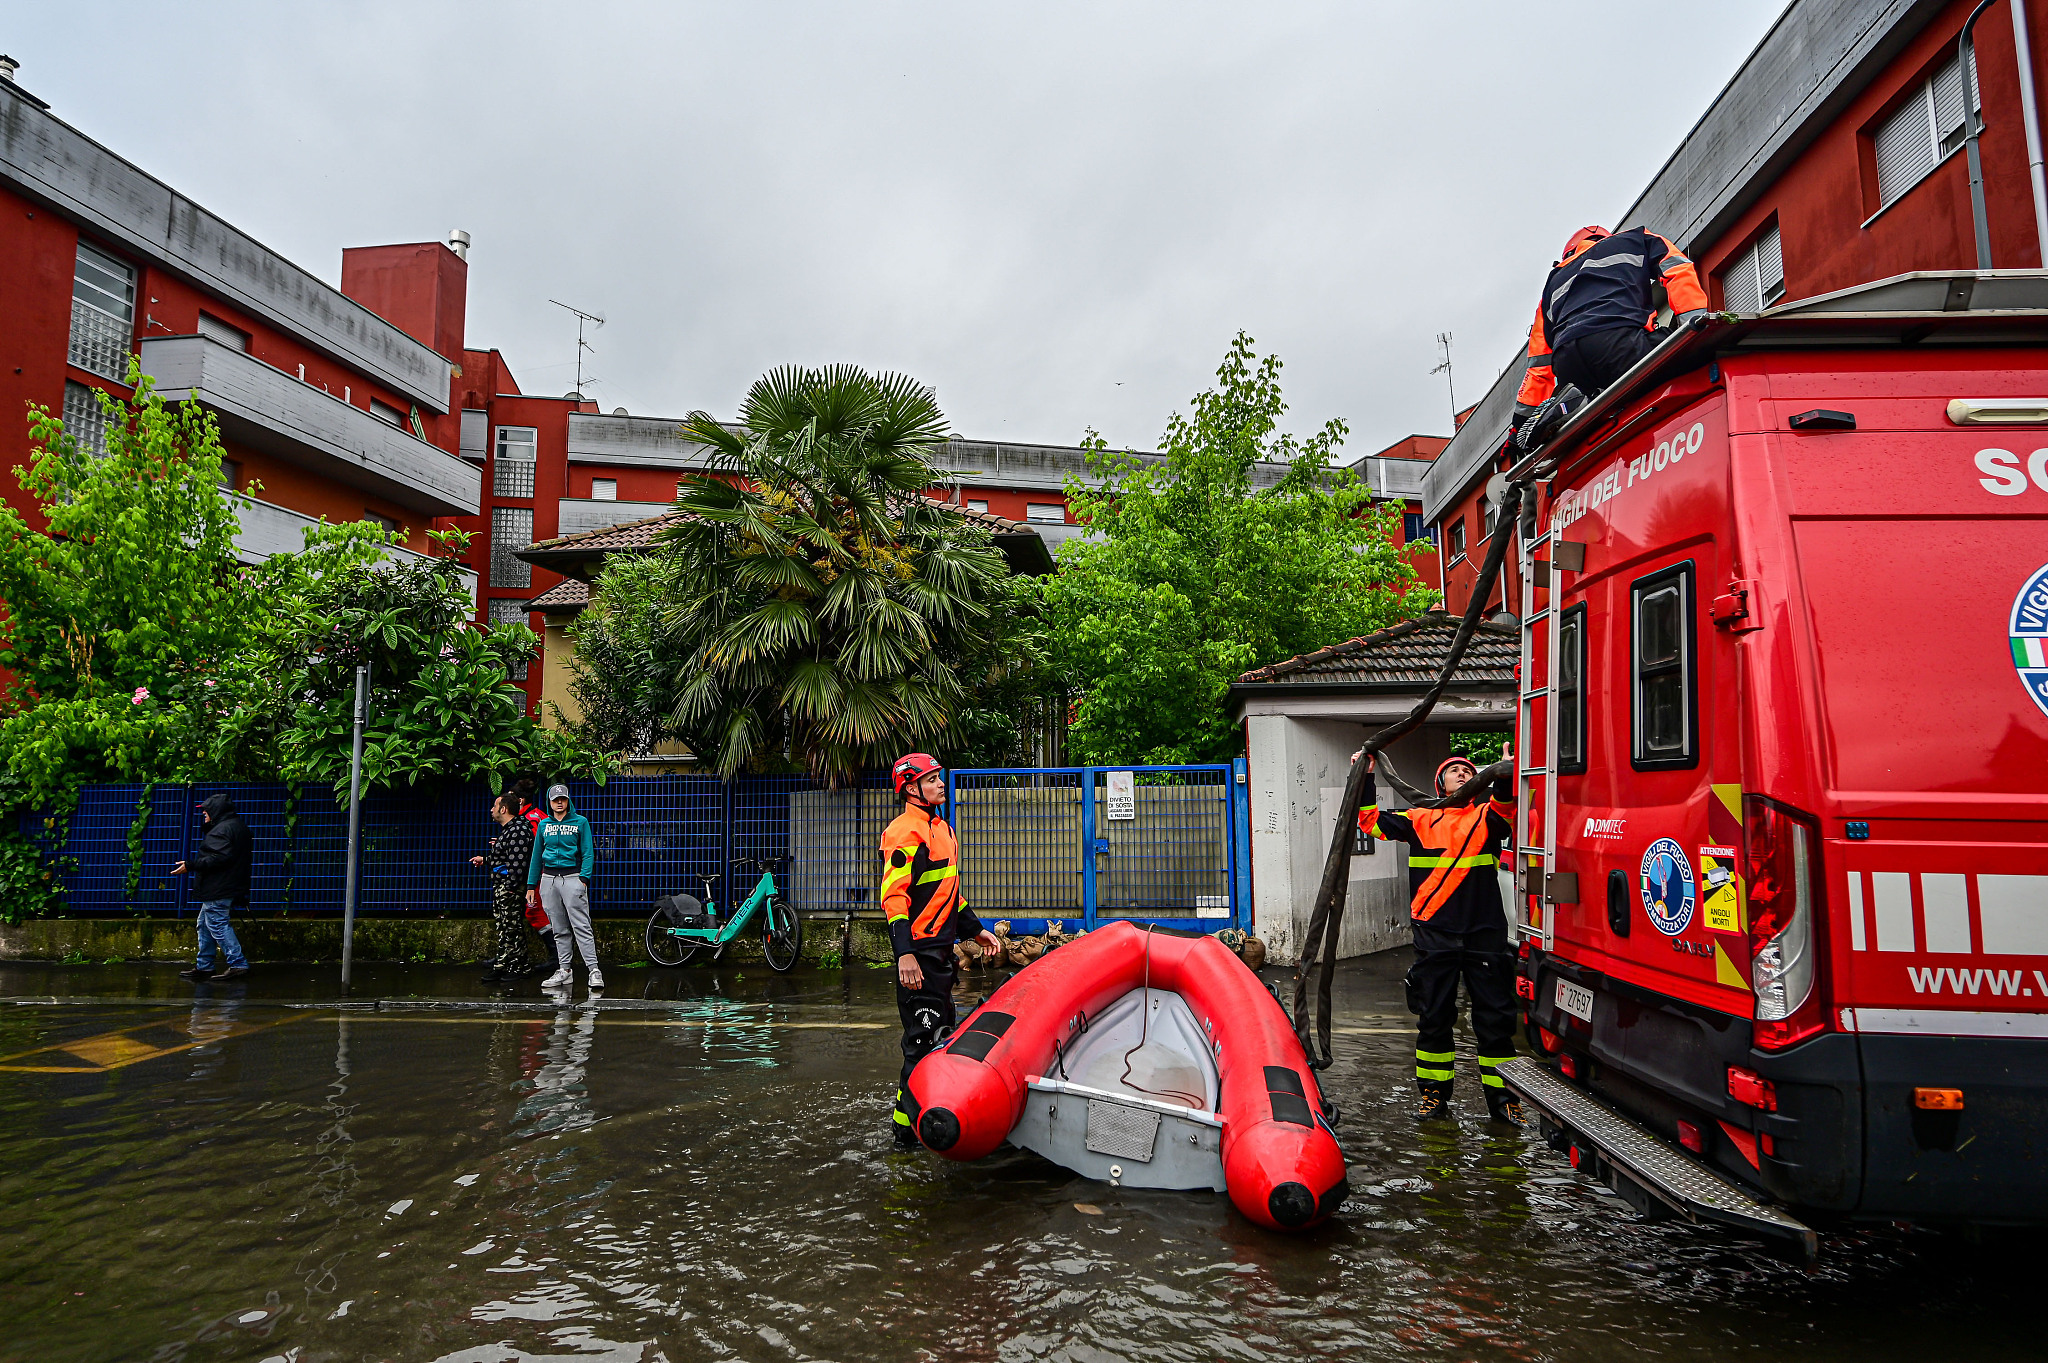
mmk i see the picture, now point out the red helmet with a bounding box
[1435,755,1480,794]
[1561,225,1610,261]
[893,752,943,798]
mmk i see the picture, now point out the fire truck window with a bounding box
[1558,605,1586,773]
[1632,564,1696,768]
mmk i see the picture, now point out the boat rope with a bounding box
[1120,926,1208,1109]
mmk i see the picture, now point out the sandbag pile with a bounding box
[1216,927,1268,970]
[955,920,1085,971]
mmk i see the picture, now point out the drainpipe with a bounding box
[1963,0,2002,268]
[2013,0,2048,262]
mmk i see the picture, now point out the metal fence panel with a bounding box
[24,766,1243,929]
[1091,770,1232,919]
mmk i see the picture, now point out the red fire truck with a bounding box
[1496,271,2048,1257]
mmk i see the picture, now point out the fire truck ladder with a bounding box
[1513,506,1580,948]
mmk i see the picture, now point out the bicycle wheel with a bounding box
[645,905,701,967]
[762,897,802,973]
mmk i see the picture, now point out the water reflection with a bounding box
[0,962,2038,1362]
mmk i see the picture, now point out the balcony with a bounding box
[230,493,479,596]
[140,335,480,516]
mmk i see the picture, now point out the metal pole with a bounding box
[2012,0,2048,261]
[1963,0,2001,270]
[340,663,369,989]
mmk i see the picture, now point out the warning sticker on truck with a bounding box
[1700,845,1740,933]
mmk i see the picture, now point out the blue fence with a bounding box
[22,761,1252,927]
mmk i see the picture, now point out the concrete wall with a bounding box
[140,335,480,515]
[1247,714,1455,964]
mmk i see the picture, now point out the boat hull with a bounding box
[907,921,1349,1231]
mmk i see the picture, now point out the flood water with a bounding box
[0,952,2034,1363]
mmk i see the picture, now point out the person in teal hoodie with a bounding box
[527,783,602,992]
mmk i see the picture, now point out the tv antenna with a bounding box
[1430,331,1457,425]
[549,299,605,396]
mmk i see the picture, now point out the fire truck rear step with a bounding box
[1499,1058,1819,1260]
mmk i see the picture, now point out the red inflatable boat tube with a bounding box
[906,921,1349,1231]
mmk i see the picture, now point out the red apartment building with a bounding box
[0,52,1441,722]
[0,62,481,593]
[1424,0,2048,615]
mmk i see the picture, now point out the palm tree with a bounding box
[653,364,1016,783]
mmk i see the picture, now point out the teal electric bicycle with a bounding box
[645,857,803,973]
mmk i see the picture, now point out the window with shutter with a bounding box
[197,313,249,351]
[1720,221,1783,312]
[1873,50,1979,209]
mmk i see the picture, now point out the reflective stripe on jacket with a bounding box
[1357,773,1515,930]
[879,803,983,957]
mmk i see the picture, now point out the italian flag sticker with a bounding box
[2014,636,2048,668]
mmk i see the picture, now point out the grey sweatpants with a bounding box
[538,873,599,973]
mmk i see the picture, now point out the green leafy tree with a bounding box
[0,375,607,815]
[1043,332,1435,764]
[579,364,1048,782]
[0,373,262,804]
[222,526,608,800]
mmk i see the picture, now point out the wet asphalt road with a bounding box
[0,954,2034,1363]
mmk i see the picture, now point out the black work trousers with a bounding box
[1552,325,1658,398]
[1406,919,1517,1097]
[894,950,958,1134]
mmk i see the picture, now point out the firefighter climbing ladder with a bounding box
[1513,499,1579,949]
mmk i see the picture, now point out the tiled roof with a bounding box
[523,510,686,555]
[525,579,589,611]
[1235,611,1519,689]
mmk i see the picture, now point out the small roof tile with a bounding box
[1235,611,1519,689]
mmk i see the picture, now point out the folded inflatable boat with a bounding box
[906,921,1348,1231]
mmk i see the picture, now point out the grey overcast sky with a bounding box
[12,1,1785,455]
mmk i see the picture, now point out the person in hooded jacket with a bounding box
[172,793,253,982]
[527,784,601,992]
[513,776,561,976]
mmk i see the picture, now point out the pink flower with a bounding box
[203,679,216,689]
[131,687,149,704]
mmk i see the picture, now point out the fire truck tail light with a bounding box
[1946,397,2048,425]
[1676,1120,1705,1152]
[1745,796,1824,1047]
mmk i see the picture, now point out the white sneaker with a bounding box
[542,968,573,989]
[585,968,605,991]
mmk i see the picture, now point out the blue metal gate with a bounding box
[948,760,1251,934]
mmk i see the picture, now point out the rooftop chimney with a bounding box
[0,56,20,84]
[447,229,471,261]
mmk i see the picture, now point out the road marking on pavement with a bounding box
[0,1014,304,1073]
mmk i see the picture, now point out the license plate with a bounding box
[1554,978,1595,1023]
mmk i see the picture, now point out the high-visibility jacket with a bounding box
[880,802,983,958]
[1357,773,1515,934]
[1515,227,1709,408]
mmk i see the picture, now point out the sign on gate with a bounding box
[1105,770,1135,820]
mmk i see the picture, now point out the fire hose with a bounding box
[1291,464,1532,1069]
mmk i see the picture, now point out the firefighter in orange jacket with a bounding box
[883,752,1001,1147]
[1512,224,1711,438]
[1357,752,1525,1124]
